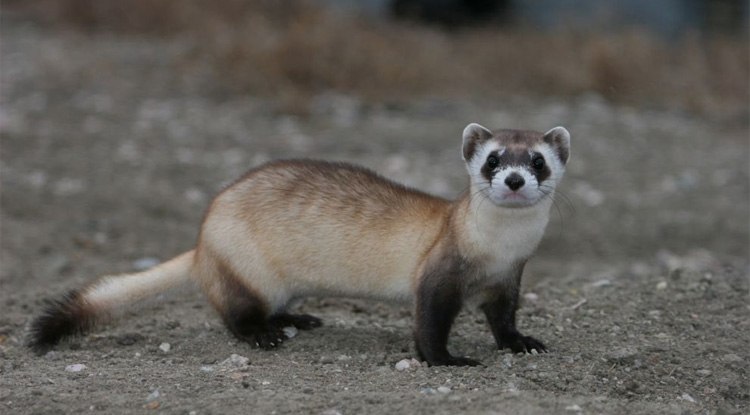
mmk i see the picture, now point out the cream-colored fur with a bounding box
[197,163,450,311]
[84,250,194,312]
[73,124,569,322]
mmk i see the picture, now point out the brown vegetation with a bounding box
[8,0,749,115]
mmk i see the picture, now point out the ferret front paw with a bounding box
[250,328,288,350]
[500,331,547,354]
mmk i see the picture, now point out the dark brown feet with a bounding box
[268,313,323,331]
[226,313,323,350]
[499,330,548,354]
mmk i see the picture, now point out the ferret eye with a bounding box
[532,156,545,170]
[486,155,499,169]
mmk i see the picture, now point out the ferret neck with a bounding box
[451,186,553,258]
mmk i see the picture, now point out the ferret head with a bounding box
[462,123,570,208]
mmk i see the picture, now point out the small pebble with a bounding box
[570,298,587,310]
[523,292,538,302]
[696,369,712,377]
[146,389,160,402]
[590,279,611,288]
[144,401,160,410]
[502,354,513,368]
[565,404,582,412]
[159,343,171,353]
[656,281,668,290]
[65,364,86,372]
[133,257,160,271]
[282,326,298,339]
[679,393,696,403]
[437,386,451,394]
[647,310,661,317]
[722,353,741,363]
[184,188,206,203]
[394,358,421,371]
[395,359,411,371]
[220,354,250,368]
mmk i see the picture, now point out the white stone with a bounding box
[282,326,298,339]
[679,393,696,403]
[146,389,160,402]
[590,279,611,288]
[394,359,411,371]
[219,354,250,369]
[133,257,160,271]
[65,363,86,372]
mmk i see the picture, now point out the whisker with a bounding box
[459,182,490,228]
[537,185,572,237]
[467,183,490,231]
[540,185,575,213]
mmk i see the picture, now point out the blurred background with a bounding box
[3,0,748,114]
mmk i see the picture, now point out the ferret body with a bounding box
[30,123,570,366]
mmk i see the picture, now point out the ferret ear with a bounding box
[462,123,493,161]
[543,126,571,165]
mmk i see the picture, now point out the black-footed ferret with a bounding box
[29,123,570,366]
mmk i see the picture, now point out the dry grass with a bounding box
[8,0,749,115]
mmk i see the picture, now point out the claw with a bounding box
[500,331,547,354]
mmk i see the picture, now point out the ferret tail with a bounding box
[28,250,195,353]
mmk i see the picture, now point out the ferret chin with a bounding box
[29,123,571,367]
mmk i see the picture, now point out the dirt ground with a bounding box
[1,12,749,415]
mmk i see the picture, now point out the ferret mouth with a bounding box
[488,190,539,208]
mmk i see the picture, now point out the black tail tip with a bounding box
[28,290,94,354]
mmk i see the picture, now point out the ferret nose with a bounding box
[504,173,525,191]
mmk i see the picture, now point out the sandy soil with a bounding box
[1,13,748,415]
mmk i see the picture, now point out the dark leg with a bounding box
[268,313,323,330]
[214,264,287,350]
[480,263,547,354]
[414,256,482,367]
